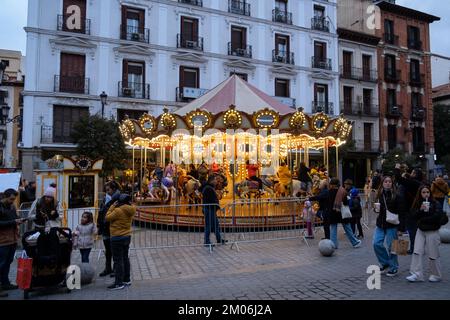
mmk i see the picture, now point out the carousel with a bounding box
[118,75,352,226]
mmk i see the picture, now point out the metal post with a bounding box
[132,146,135,202]
[335,145,339,179]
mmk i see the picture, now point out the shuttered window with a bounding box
[53,105,89,143]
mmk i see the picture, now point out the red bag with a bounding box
[16,253,33,290]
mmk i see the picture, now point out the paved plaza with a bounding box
[3,220,450,301]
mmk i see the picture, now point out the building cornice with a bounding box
[337,28,380,46]
[376,1,440,23]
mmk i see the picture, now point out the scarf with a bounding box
[333,186,347,212]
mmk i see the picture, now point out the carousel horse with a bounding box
[274,179,305,198]
[185,178,202,205]
[234,179,274,199]
[176,167,189,196]
[161,175,177,202]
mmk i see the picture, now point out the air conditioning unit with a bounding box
[122,87,132,97]
[182,87,208,99]
[131,33,140,41]
[186,40,195,48]
[276,55,284,62]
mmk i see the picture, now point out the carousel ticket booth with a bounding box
[34,156,103,230]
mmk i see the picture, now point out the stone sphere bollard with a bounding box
[439,228,450,244]
[79,263,96,285]
[318,239,335,257]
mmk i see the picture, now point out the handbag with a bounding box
[16,251,33,290]
[391,238,409,256]
[383,194,399,225]
[341,204,352,219]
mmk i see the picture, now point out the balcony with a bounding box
[57,15,91,35]
[54,75,89,94]
[340,102,379,117]
[228,43,252,58]
[272,50,295,65]
[384,69,401,83]
[228,0,250,16]
[178,0,202,6]
[386,105,402,118]
[411,107,426,121]
[177,34,203,51]
[408,40,423,51]
[273,96,296,108]
[312,57,332,70]
[312,101,334,115]
[272,9,292,25]
[409,73,425,87]
[40,125,75,145]
[311,17,330,32]
[176,87,208,102]
[118,82,150,99]
[120,25,150,44]
[384,33,399,46]
[340,66,377,82]
[354,139,380,153]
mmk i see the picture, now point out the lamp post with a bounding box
[0,61,6,86]
[100,91,108,118]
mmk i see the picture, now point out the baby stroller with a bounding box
[21,227,73,299]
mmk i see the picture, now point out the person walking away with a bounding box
[298,162,313,193]
[344,179,364,239]
[431,175,449,211]
[0,189,25,297]
[74,212,97,263]
[372,175,406,277]
[97,181,121,277]
[201,175,225,246]
[309,180,330,239]
[34,187,59,230]
[105,194,135,290]
[394,163,423,254]
[328,179,362,249]
[246,160,264,193]
[407,186,448,282]
[371,170,381,191]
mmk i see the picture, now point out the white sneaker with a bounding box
[406,274,424,282]
[353,240,362,248]
[429,275,442,283]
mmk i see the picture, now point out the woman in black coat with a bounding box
[309,180,330,239]
[406,185,447,283]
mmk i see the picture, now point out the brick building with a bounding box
[375,1,439,172]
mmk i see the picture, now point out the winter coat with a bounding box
[349,188,362,218]
[202,183,220,212]
[309,188,330,217]
[74,223,97,249]
[106,203,136,237]
[97,190,120,237]
[328,188,350,225]
[431,178,449,199]
[277,166,292,186]
[394,168,421,210]
[375,189,406,231]
[411,200,446,232]
[34,197,59,227]
[298,166,312,183]
[0,201,19,246]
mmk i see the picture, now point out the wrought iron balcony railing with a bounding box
[411,107,426,121]
[384,69,401,83]
[57,15,91,35]
[384,33,399,46]
[54,75,90,94]
[118,82,150,99]
[228,43,252,58]
[340,66,377,82]
[228,0,251,16]
[120,25,150,44]
[408,40,423,51]
[409,73,425,87]
[272,9,292,25]
[177,34,204,51]
[340,102,379,117]
[272,50,295,65]
[312,57,332,70]
[312,101,334,115]
[386,105,402,118]
[178,0,203,6]
[311,17,330,32]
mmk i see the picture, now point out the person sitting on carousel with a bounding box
[164,161,176,178]
[276,162,292,196]
[246,160,264,193]
[147,174,160,199]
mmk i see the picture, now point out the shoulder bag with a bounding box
[383,194,400,225]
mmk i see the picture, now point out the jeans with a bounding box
[111,236,131,285]
[203,207,222,244]
[103,237,113,272]
[80,248,92,263]
[330,223,360,249]
[373,227,398,272]
[321,211,330,240]
[0,244,17,286]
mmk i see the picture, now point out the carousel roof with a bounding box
[175,75,294,116]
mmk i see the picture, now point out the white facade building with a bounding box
[22,0,339,179]
[431,53,450,88]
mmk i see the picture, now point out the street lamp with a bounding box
[100,91,108,118]
[0,61,6,85]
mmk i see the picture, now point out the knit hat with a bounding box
[44,187,55,198]
[304,200,312,208]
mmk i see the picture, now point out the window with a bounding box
[314,42,327,61]
[230,72,248,81]
[117,109,146,122]
[275,0,287,13]
[68,175,95,209]
[384,19,394,40]
[410,59,420,81]
[314,84,329,113]
[275,78,289,97]
[343,86,353,114]
[275,34,290,55]
[62,0,87,34]
[314,5,325,18]
[408,26,421,49]
[180,16,200,49]
[121,6,146,42]
[53,105,89,143]
[231,26,247,50]
[362,55,372,80]
[387,125,397,151]
[387,89,397,108]
[343,51,353,77]
[412,92,422,108]
[413,127,425,153]
[180,67,199,89]
[364,123,372,151]
[363,89,372,114]
[385,54,396,76]
[122,60,145,98]
[59,53,86,93]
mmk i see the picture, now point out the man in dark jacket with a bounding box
[97,181,121,277]
[308,180,330,239]
[0,189,25,297]
[394,163,423,253]
[202,175,225,246]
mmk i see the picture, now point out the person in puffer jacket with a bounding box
[74,212,97,263]
[406,185,447,283]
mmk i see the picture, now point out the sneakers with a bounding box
[386,270,398,277]
[429,275,442,283]
[353,240,362,248]
[107,284,125,290]
[219,239,229,245]
[99,269,113,277]
[123,281,132,286]
[1,284,18,291]
[380,265,389,274]
[406,274,424,282]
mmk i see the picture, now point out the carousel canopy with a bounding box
[174,75,293,116]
